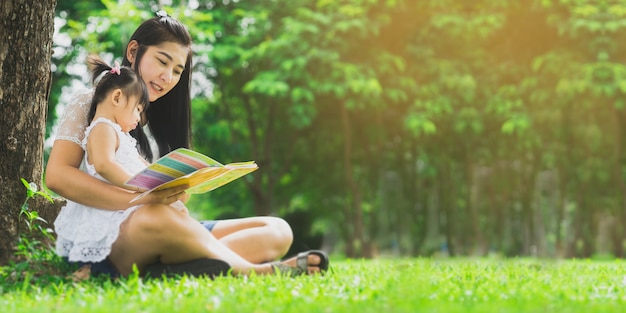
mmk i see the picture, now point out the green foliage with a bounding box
[19,179,53,234]
[0,180,72,290]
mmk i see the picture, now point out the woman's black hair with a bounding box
[122,15,193,161]
[86,54,150,124]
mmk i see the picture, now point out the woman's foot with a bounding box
[271,250,329,276]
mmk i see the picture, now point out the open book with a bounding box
[125,148,258,203]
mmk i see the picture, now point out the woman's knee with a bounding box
[130,204,185,235]
[262,216,293,251]
[269,217,293,240]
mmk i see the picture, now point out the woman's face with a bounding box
[134,42,189,102]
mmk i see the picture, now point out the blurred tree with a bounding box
[46,0,626,259]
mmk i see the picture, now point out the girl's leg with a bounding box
[210,217,293,263]
[108,204,318,276]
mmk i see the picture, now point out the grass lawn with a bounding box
[1,257,625,312]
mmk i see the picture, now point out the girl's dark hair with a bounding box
[122,15,193,161]
[87,55,149,124]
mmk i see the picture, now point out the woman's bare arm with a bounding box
[45,140,187,211]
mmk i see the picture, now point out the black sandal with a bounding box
[144,258,231,279]
[271,250,329,277]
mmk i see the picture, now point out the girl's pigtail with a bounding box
[87,54,122,86]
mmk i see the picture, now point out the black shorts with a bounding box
[65,219,218,278]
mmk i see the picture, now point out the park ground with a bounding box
[1,257,625,312]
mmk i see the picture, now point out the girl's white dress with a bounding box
[54,116,147,262]
[53,89,186,263]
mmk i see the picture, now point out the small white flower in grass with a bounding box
[591,285,615,300]
[205,296,222,310]
[211,295,221,308]
[29,182,38,192]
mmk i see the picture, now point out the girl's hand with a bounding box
[170,201,190,215]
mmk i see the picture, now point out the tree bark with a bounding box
[0,0,56,265]
[439,161,456,256]
[341,105,366,257]
[611,106,626,258]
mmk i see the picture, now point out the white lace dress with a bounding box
[54,116,148,262]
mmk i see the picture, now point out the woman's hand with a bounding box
[139,185,189,205]
[179,192,191,203]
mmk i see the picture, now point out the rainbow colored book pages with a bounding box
[125,148,258,203]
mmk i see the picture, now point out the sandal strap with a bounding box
[272,250,330,277]
[297,250,330,272]
[271,262,305,277]
[296,251,310,271]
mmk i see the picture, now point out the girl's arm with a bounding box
[86,123,137,190]
[45,140,188,211]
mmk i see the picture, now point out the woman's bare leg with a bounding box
[210,217,293,263]
[108,204,318,276]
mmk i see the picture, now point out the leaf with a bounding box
[501,120,516,134]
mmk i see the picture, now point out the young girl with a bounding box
[47,14,328,278]
[54,55,160,264]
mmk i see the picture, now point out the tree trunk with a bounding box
[439,161,456,256]
[341,105,367,257]
[465,155,485,255]
[0,0,56,265]
[612,106,626,258]
[520,149,540,256]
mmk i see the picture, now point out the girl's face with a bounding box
[116,95,143,132]
[134,42,189,102]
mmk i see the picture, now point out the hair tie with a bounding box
[156,10,170,18]
[110,61,121,75]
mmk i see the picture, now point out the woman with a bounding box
[46,14,328,278]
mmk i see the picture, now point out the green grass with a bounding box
[2,258,626,312]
